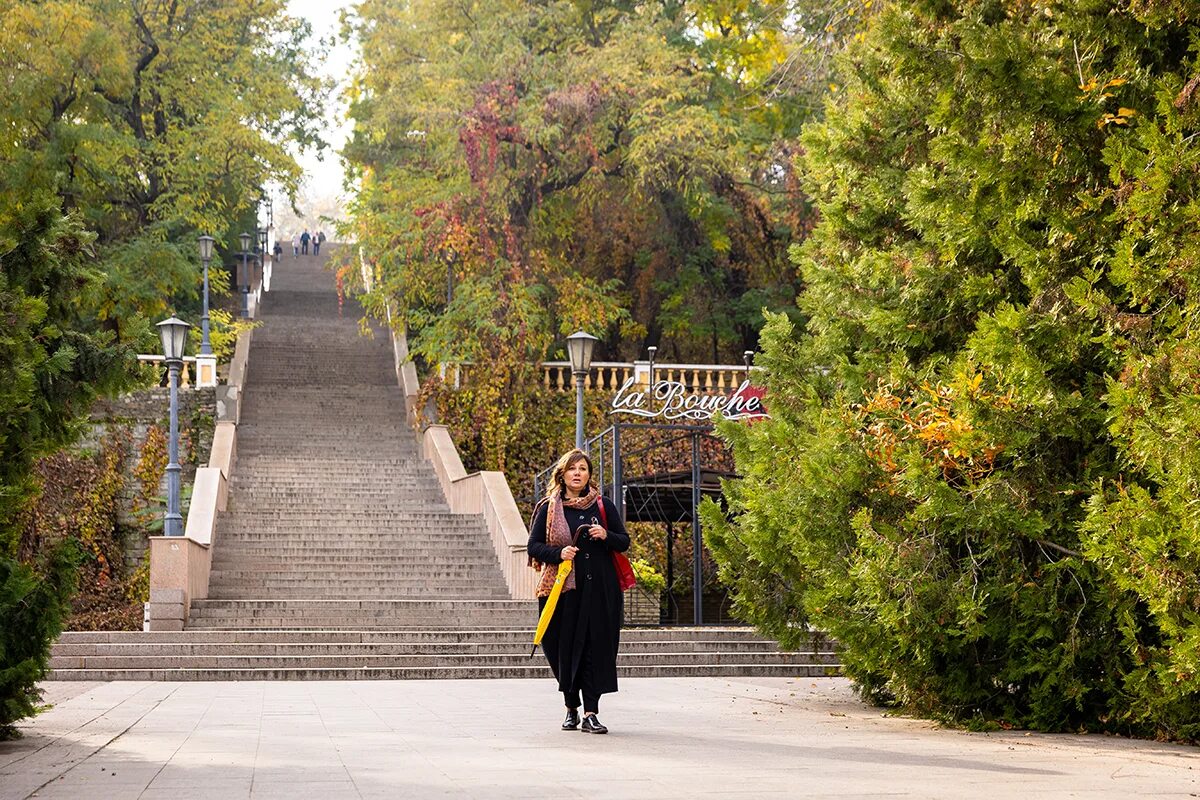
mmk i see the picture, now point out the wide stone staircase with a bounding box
[50,246,839,680]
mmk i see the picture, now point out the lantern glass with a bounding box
[239,232,252,252]
[566,331,598,375]
[156,316,191,361]
[257,229,268,250]
[198,235,215,261]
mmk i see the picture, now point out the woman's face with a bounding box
[563,459,590,494]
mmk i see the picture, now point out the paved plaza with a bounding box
[1,678,1195,799]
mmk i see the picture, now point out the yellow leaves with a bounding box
[1098,107,1137,129]
[1078,74,1136,129]
[1079,76,1127,94]
[851,375,1012,483]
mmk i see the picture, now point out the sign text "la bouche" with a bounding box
[610,377,767,421]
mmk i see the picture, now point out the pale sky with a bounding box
[271,0,358,233]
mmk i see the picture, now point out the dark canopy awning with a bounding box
[619,469,735,523]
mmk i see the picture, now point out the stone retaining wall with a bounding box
[84,388,217,571]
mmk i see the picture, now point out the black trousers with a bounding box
[540,592,601,713]
[564,635,600,713]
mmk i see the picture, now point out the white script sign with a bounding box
[610,377,767,422]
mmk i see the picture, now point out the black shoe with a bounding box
[562,709,580,730]
[580,714,608,734]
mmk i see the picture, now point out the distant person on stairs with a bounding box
[300,229,310,255]
[273,239,283,263]
[291,233,299,257]
[527,449,629,734]
[313,230,322,256]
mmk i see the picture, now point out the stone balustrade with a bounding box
[441,360,758,393]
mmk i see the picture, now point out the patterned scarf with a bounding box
[534,486,602,598]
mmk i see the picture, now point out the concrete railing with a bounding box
[146,326,252,630]
[386,324,536,600]
[422,426,539,599]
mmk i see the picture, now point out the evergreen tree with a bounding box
[0,193,127,737]
[703,0,1200,738]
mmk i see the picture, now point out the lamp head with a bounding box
[197,235,215,262]
[257,228,268,249]
[566,330,599,375]
[156,316,192,362]
[239,231,252,252]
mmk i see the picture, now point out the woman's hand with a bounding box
[561,546,578,561]
[588,525,607,541]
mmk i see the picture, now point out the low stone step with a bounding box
[208,569,509,578]
[217,510,479,520]
[52,639,807,657]
[205,591,517,601]
[50,651,837,670]
[58,627,808,644]
[211,555,502,566]
[47,663,839,681]
[210,554,501,566]
[211,533,484,542]
[211,536,486,546]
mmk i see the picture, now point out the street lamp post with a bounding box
[238,231,252,318]
[566,330,598,451]
[157,316,191,537]
[197,236,214,356]
[257,228,268,306]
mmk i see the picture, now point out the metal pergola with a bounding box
[534,422,734,625]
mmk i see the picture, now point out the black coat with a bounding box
[527,495,630,695]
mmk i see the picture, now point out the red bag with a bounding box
[597,500,636,592]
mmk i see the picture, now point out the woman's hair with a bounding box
[545,449,595,501]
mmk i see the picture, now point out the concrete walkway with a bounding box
[1,678,1195,799]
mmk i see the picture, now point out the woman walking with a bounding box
[528,449,630,734]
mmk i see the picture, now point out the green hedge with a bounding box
[0,543,77,739]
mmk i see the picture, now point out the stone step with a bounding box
[211,533,487,543]
[211,546,499,558]
[50,651,838,670]
[184,620,536,630]
[205,590,516,600]
[59,627,806,644]
[216,518,469,525]
[211,554,502,566]
[47,663,839,681]
[207,576,511,587]
[210,566,504,575]
[215,528,484,535]
[226,492,449,503]
[217,509,476,519]
[53,639,808,657]
[189,599,529,612]
[213,526,488,534]
[229,478,439,486]
[208,573,508,583]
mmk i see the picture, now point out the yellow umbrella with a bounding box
[531,559,573,656]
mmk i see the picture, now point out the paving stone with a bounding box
[3,678,1196,800]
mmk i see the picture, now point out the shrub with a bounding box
[0,542,77,739]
